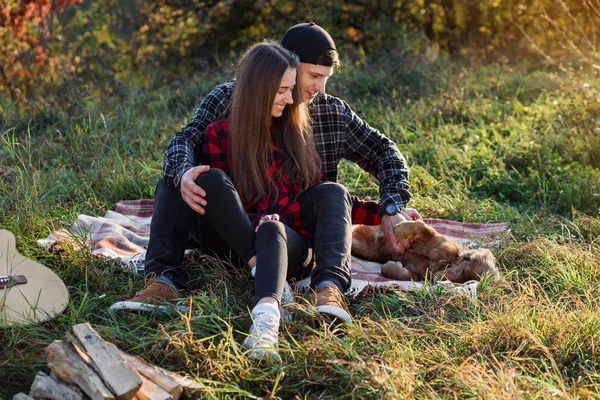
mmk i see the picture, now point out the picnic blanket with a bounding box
[38,200,508,297]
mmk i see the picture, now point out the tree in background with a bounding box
[1,0,598,108]
[0,0,82,104]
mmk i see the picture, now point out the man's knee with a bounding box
[315,182,351,205]
[155,177,184,205]
[326,182,351,197]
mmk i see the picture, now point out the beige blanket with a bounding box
[38,200,508,297]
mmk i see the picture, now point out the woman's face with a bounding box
[271,67,296,118]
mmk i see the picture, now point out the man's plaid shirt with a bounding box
[163,81,411,224]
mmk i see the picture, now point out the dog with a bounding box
[351,220,499,283]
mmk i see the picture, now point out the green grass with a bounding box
[1,53,600,398]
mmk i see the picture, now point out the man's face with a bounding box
[297,62,334,102]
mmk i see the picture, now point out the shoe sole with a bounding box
[109,301,187,313]
[316,305,352,324]
[243,346,281,362]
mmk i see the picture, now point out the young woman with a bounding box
[195,41,353,360]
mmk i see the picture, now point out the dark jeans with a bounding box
[145,170,255,288]
[145,169,353,302]
[296,182,353,292]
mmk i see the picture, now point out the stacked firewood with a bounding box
[12,323,202,400]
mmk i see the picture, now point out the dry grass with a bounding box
[1,54,600,398]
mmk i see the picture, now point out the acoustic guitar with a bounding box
[0,229,69,325]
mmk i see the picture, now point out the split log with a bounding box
[118,350,202,399]
[29,371,83,400]
[45,340,115,400]
[136,374,173,400]
[119,352,182,400]
[72,323,142,400]
[158,370,204,400]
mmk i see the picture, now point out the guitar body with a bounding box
[0,229,69,325]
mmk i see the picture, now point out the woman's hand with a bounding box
[256,214,280,232]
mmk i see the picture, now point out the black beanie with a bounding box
[281,22,336,65]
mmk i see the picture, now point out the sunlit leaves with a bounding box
[0,0,82,104]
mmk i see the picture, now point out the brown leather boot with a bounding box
[129,279,178,304]
[315,284,352,324]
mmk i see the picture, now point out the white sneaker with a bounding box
[280,281,295,323]
[242,303,280,361]
[281,280,295,305]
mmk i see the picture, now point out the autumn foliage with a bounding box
[0,0,82,102]
[1,1,81,32]
[1,0,599,107]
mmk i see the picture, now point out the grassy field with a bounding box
[1,53,600,398]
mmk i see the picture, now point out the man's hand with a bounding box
[181,165,211,214]
[381,208,422,257]
[382,213,410,256]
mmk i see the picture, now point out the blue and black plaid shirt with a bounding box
[162,81,411,223]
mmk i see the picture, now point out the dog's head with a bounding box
[434,248,498,283]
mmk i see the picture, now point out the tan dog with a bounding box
[351,220,498,283]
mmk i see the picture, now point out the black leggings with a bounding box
[254,221,313,304]
[145,168,352,304]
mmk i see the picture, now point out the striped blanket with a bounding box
[38,200,508,297]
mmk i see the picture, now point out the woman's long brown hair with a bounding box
[229,41,321,204]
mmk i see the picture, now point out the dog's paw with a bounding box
[381,260,404,269]
[381,261,413,281]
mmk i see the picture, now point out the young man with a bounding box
[127,23,420,322]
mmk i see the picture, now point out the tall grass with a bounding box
[1,52,600,398]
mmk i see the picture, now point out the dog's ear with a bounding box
[472,248,499,280]
[458,248,499,281]
[433,260,469,282]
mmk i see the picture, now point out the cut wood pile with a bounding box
[12,323,202,400]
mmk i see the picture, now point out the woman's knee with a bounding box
[255,220,286,241]
[194,168,229,191]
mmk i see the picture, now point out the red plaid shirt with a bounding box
[200,120,381,239]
